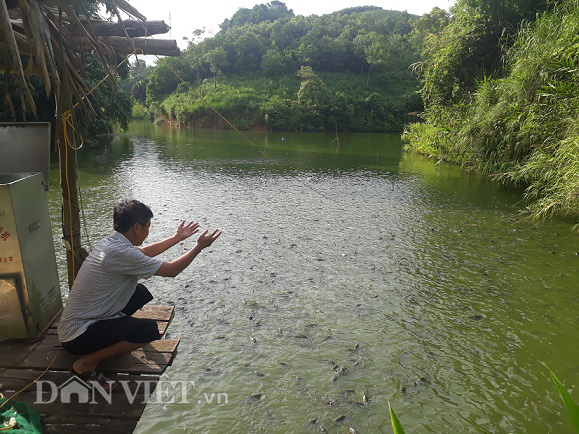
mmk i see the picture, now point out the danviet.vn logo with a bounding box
[35,375,229,405]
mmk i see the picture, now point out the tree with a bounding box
[145,6,423,132]
[203,47,229,86]
[415,0,550,105]
[353,32,392,84]
[297,66,330,109]
[118,59,152,104]
[409,7,450,55]
[220,1,294,31]
[261,49,287,76]
[231,31,265,71]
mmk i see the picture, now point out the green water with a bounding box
[47,120,578,433]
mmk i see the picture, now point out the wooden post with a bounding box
[56,90,82,290]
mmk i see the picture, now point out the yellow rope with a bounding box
[63,122,76,280]
[155,56,331,200]
[0,346,62,415]
[61,110,84,151]
[72,48,144,112]
[158,58,260,143]
[0,419,16,432]
[63,48,144,152]
[0,392,15,431]
[60,49,144,280]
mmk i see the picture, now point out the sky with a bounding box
[124,0,454,51]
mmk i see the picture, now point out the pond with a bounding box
[47,120,578,433]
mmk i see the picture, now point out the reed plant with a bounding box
[387,369,578,432]
[404,0,578,225]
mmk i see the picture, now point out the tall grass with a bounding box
[403,0,579,225]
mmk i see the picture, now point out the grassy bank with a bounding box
[153,70,421,132]
[403,1,578,224]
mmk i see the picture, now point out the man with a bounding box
[58,199,221,389]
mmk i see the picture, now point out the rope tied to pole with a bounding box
[59,48,145,282]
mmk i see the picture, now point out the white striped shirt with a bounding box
[58,232,162,343]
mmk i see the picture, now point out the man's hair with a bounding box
[113,200,153,232]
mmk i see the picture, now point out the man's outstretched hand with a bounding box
[176,221,200,241]
[196,229,222,249]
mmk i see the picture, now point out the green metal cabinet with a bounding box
[0,172,62,341]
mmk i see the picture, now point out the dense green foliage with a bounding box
[143,3,422,131]
[219,0,294,31]
[80,58,132,135]
[413,0,548,106]
[403,0,578,223]
[0,0,132,138]
[0,55,131,138]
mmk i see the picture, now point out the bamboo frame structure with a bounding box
[0,0,179,288]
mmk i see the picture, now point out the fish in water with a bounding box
[414,377,429,386]
[347,344,361,353]
[306,418,317,430]
[334,415,346,423]
[248,393,262,401]
[331,365,347,382]
[320,396,337,405]
[354,392,369,406]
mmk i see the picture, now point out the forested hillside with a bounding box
[403,0,578,223]
[134,3,422,131]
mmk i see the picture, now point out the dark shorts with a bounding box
[62,284,161,355]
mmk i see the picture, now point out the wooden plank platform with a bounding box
[0,305,180,433]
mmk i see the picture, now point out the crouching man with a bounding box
[58,199,221,389]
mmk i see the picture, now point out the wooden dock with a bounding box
[0,305,180,433]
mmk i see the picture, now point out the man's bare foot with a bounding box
[72,358,98,375]
[71,359,116,392]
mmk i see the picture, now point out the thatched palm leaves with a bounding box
[0,0,146,120]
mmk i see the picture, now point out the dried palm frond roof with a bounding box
[0,0,176,120]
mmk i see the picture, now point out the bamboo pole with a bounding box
[82,37,180,56]
[69,20,170,37]
[3,1,180,289]
[56,95,83,289]
[54,8,83,290]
